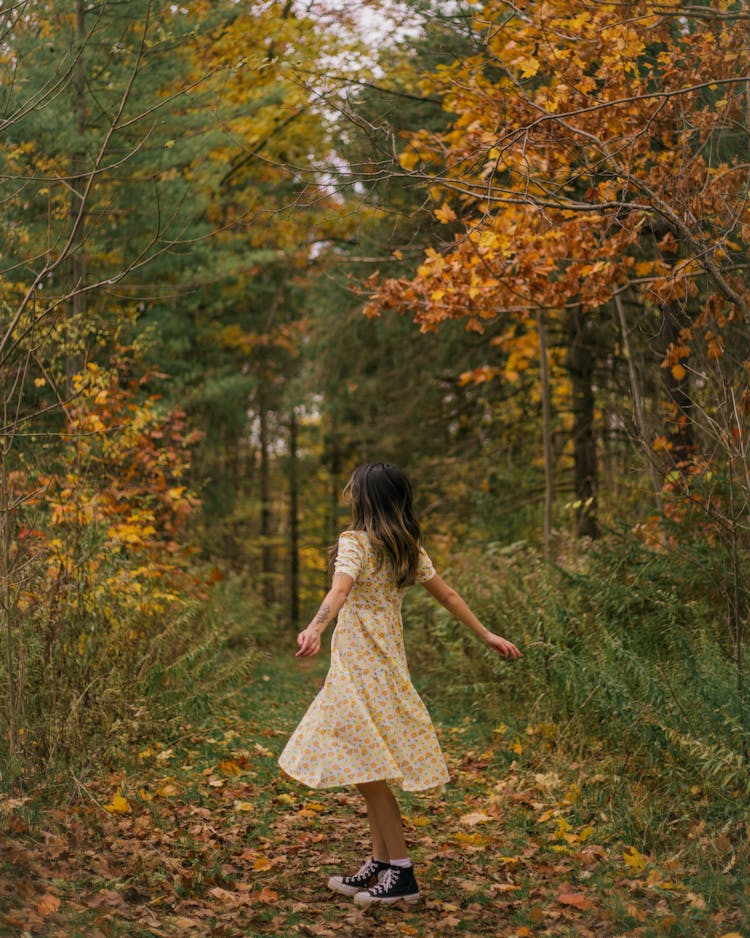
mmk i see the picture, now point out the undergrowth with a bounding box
[403,530,750,863]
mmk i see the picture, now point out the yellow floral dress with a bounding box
[278,530,450,792]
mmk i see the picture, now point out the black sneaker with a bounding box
[327,857,390,897]
[353,864,420,906]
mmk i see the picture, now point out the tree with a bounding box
[363,1,750,550]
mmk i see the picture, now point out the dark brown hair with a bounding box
[338,462,422,588]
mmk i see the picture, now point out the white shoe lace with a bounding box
[370,867,399,894]
[352,858,377,881]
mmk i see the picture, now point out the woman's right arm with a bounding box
[422,574,522,660]
[296,573,354,657]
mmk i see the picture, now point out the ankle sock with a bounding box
[389,857,412,868]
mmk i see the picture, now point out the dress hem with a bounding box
[278,760,449,794]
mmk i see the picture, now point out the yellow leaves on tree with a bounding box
[368,0,749,397]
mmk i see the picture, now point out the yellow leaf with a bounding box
[34,377,46,388]
[623,845,648,872]
[453,831,488,846]
[671,363,686,380]
[219,759,241,776]
[104,793,131,814]
[276,793,295,805]
[399,148,419,171]
[233,800,254,813]
[253,857,272,871]
[407,815,430,827]
[516,55,540,79]
[435,202,457,224]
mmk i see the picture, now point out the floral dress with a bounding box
[278,530,450,792]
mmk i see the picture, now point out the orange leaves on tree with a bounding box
[434,202,457,224]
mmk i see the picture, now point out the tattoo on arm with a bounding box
[314,602,331,625]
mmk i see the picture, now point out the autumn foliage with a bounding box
[1,2,749,934]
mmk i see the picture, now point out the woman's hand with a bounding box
[296,626,322,658]
[485,632,522,660]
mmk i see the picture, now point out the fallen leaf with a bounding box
[233,800,254,812]
[557,891,593,910]
[37,894,61,916]
[622,845,648,872]
[219,759,241,776]
[460,811,492,826]
[104,793,131,814]
[255,886,278,903]
[208,886,236,902]
[253,857,272,871]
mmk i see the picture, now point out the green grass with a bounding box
[0,632,748,937]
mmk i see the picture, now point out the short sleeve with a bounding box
[416,546,436,583]
[334,531,365,582]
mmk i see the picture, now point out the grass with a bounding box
[0,633,748,937]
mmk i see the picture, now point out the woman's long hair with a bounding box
[336,462,422,588]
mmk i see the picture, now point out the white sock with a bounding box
[389,857,412,868]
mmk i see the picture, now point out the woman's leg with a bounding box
[356,780,408,861]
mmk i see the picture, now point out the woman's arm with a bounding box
[422,573,522,660]
[296,572,355,657]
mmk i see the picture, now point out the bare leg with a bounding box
[356,780,408,862]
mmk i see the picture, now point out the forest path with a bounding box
[0,642,738,938]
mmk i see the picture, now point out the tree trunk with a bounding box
[0,371,17,758]
[258,390,273,606]
[289,408,299,627]
[537,310,554,559]
[613,293,664,517]
[567,305,599,539]
[657,235,693,462]
[68,0,87,350]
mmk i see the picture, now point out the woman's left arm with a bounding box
[296,573,354,657]
[422,573,522,660]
